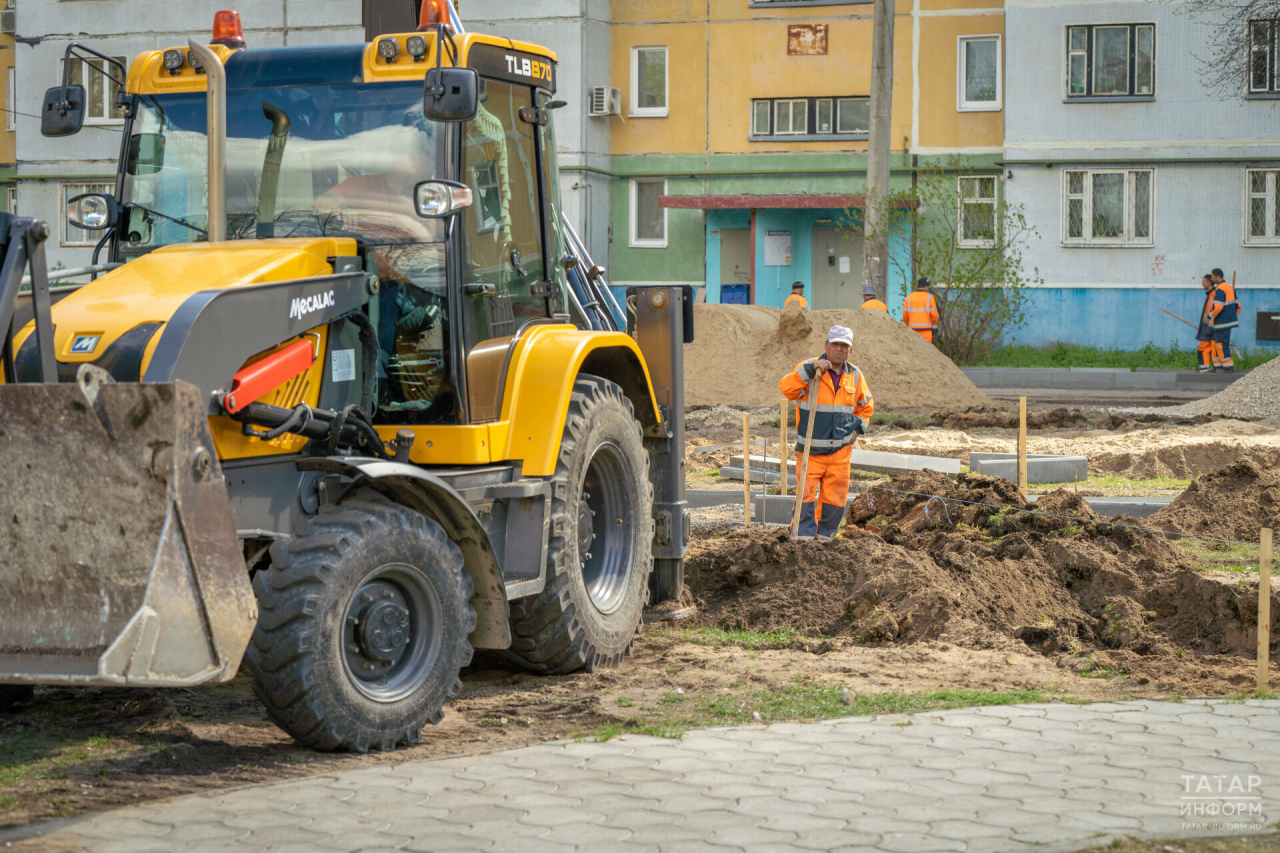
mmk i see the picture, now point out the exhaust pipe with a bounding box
[188,40,226,242]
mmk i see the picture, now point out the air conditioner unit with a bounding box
[589,86,620,117]
[0,10,14,34]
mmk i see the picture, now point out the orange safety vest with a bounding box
[778,359,875,456]
[902,289,938,340]
[784,293,809,309]
[861,298,888,313]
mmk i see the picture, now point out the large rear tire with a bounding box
[246,499,475,752]
[505,375,653,674]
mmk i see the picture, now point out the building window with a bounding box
[630,47,667,117]
[1066,24,1154,98]
[750,96,868,139]
[774,99,807,135]
[1250,20,1280,93]
[62,182,112,246]
[958,176,998,248]
[6,187,15,216]
[958,36,1001,111]
[1244,169,1280,244]
[1063,169,1153,245]
[59,55,127,122]
[630,178,667,248]
[5,66,13,132]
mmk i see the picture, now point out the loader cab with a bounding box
[96,29,570,432]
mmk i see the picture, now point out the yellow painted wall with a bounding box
[0,36,13,165]
[916,12,1004,151]
[608,0,1001,156]
[609,3,915,156]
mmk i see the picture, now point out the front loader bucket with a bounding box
[0,374,257,687]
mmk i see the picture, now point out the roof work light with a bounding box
[162,49,185,74]
[377,37,399,63]
[406,35,427,61]
[211,10,246,49]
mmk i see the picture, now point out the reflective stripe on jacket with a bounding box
[902,290,938,331]
[1206,283,1240,330]
[778,358,875,457]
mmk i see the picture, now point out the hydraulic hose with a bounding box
[256,102,291,238]
[343,309,379,416]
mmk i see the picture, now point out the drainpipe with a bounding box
[189,40,227,243]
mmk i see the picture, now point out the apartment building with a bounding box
[1004,1,1280,350]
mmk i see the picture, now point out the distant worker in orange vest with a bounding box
[1197,268,1241,373]
[784,282,809,309]
[860,283,887,313]
[778,325,875,538]
[902,276,939,342]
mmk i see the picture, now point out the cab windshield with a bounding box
[119,79,445,259]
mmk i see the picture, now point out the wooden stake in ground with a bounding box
[789,374,822,537]
[742,413,751,526]
[1260,527,1272,693]
[763,435,769,523]
[780,398,788,498]
[1018,396,1028,492]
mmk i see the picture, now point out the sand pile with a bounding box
[861,420,1280,480]
[683,470,1278,676]
[1148,357,1280,421]
[685,303,991,410]
[1151,460,1280,543]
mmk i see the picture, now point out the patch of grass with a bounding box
[1079,664,1127,680]
[1176,539,1261,573]
[1072,834,1280,853]
[658,691,686,705]
[654,626,817,651]
[970,341,1278,372]
[615,696,634,708]
[1035,475,1190,496]
[0,794,18,810]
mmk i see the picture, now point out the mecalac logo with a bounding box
[69,335,100,354]
[289,290,335,321]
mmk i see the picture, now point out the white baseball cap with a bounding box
[827,325,853,346]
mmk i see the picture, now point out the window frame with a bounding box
[1061,168,1155,247]
[61,182,113,247]
[1243,168,1280,245]
[749,95,868,140]
[774,98,808,135]
[6,187,15,216]
[957,175,999,249]
[1248,19,1280,94]
[5,66,13,132]
[630,46,669,118]
[629,177,668,249]
[957,35,1002,112]
[1063,24,1156,100]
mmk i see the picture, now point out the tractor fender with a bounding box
[296,457,511,650]
[498,326,662,477]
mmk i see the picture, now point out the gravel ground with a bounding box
[1126,357,1280,421]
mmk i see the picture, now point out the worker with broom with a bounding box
[779,325,875,539]
[1195,270,1241,372]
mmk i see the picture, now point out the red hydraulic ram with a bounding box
[223,338,316,414]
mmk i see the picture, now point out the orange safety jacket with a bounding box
[861,298,888,313]
[784,293,809,309]
[778,358,875,456]
[902,289,938,337]
[1204,282,1241,331]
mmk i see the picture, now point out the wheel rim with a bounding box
[578,441,636,615]
[341,563,443,702]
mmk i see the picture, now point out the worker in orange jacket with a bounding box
[778,325,875,538]
[784,281,809,309]
[902,276,939,342]
[861,283,888,313]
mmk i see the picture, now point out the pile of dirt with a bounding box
[684,303,991,410]
[684,470,1277,667]
[925,406,1223,431]
[861,420,1280,480]
[1147,357,1280,421]
[1150,460,1280,543]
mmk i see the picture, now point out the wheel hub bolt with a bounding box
[347,643,360,654]
[361,593,373,603]
[382,590,393,599]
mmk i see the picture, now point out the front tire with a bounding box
[505,375,653,674]
[246,499,475,752]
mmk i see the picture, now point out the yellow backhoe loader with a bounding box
[0,6,690,752]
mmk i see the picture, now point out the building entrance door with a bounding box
[719,228,750,303]
[811,226,863,310]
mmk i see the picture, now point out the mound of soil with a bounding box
[928,406,1088,430]
[684,470,1278,668]
[684,303,991,410]
[1150,460,1280,543]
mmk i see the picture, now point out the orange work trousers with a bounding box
[1197,340,1232,371]
[794,444,852,538]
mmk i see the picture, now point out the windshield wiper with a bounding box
[129,203,209,237]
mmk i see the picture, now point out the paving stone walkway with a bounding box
[6,700,1280,853]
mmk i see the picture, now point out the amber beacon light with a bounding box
[418,0,464,33]
[211,10,246,49]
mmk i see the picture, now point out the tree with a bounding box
[1169,0,1278,93]
[844,160,1042,364]
[862,0,895,304]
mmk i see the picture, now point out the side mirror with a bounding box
[66,192,119,231]
[414,180,472,218]
[126,133,167,175]
[423,67,478,122]
[41,85,86,137]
